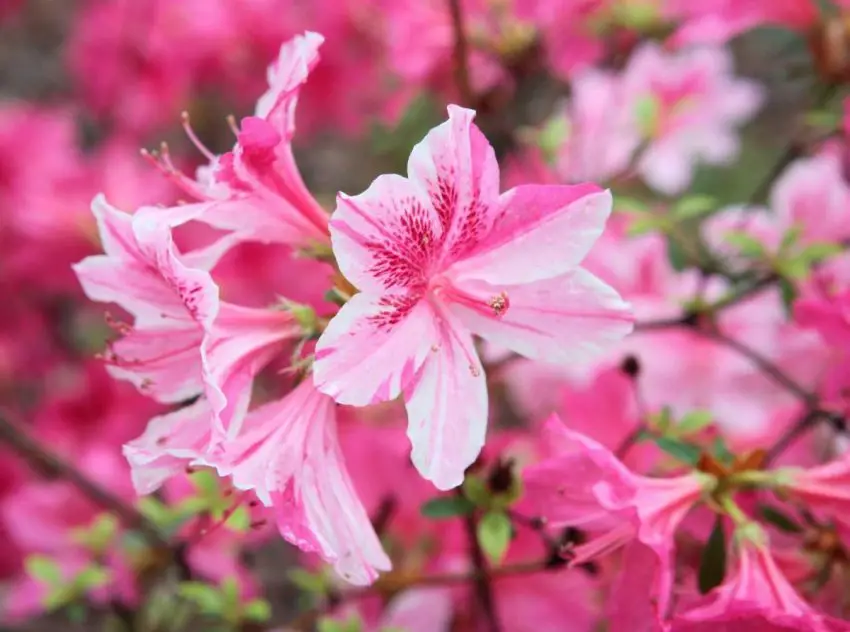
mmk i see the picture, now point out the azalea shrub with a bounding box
[5,1,850,631]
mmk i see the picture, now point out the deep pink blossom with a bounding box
[670,527,850,631]
[522,416,713,619]
[314,105,633,489]
[782,454,850,532]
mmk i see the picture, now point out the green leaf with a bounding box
[635,96,660,137]
[779,225,803,254]
[614,196,650,216]
[224,505,251,532]
[805,109,841,129]
[652,436,702,466]
[724,231,766,258]
[74,565,110,591]
[420,496,475,519]
[243,598,272,622]
[648,406,673,433]
[677,410,714,436]
[698,516,727,594]
[758,505,803,534]
[673,195,715,219]
[462,475,491,508]
[25,555,62,585]
[179,581,224,615]
[287,568,329,594]
[778,277,798,318]
[318,615,364,632]
[666,235,689,271]
[43,585,75,611]
[627,216,662,237]
[137,496,174,528]
[477,511,513,565]
[799,241,843,264]
[711,437,735,465]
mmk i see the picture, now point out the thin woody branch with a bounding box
[0,411,167,547]
[447,0,474,105]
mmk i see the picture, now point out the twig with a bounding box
[765,408,847,464]
[695,327,816,406]
[463,507,503,632]
[447,0,474,104]
[286,558,554,631]
[0,413,167,547]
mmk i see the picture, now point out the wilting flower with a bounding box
[314,105,633,489]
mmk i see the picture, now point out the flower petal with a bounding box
[407,104,501,264]
[313,291,437,406]
[122,399,214,495]
[331,174,442,294]
[449,268,634,366]
[405,307,487,490]
[448,185,611,285]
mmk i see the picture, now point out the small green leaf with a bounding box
[666,236,689,272]
[614,196,650,216]
[799,241,843,264]
[779,277,798,317]
[677,410,714,436]
[805,109,841,129]
[462,475,491,508]
[724,231,766,258]
[711,437,735,465]
[477,511,513,565]
[74,565,110,591]
[288,568,329,594]
[43,585,75,610]
[652,436,702,466]
[25,555,62,585]
[758,505,803,534]
[648,406,673,433]
[627,216,662,237]
[243,598,272,622]
[137,496,174,528]
[318,615,363,632]
[673,195,715,219]
[224,505,251,532]
[635,96,660,137]
[698,516,727,594]
[779,225,803,254]
[420,496,475,519]
[179,581,224,615]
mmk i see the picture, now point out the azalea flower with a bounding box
[670,525,850,631]
[521,415,714,621]
[314,105,633,489]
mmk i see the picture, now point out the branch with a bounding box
[463,507,503,632]
[286,558,555,631]
[0,412,167,548]
[765,408,848,464]
[447,0,474,104]
[694,327,816,406]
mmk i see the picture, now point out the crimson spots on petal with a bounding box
[366,200,440,290]
[367,294,421,331]
[433,177,458,233]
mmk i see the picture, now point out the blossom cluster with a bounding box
[4,1,850,631]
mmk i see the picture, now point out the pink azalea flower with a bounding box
[670,526,850,631]
[213,379,391,585]
[770,155,850,246]
[522,415,714,619]
[313,105,633,489]
[622,43,763,195]
[554,69,642,183]
[781,454,850,532]
[74,196,302,441]
[148,32,331,252]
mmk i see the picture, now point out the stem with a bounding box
[0,412,167,547]
[695,327,816,406]
[765,409,824,464]
[447,0,474,104]
[463,507,503,632]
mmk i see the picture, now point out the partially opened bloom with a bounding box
[314,105,633,489]
[213,379,391,585]
[522,415,714,619]
[147,32,331,252]
[670,525,850,631]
